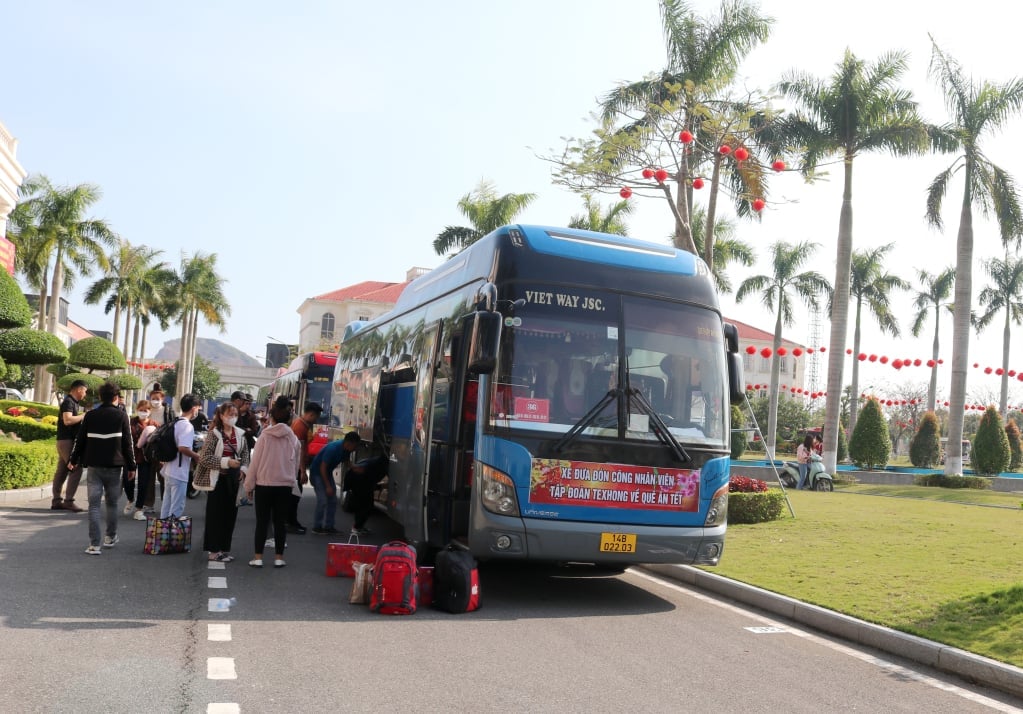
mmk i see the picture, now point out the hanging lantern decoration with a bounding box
[913,358,922,367]
[654,168,669,183]
[692,177,704,189]
[733,146,749,161]
[746,345,756,354]
[760,347,772,358]
[819,347,826,352]
[868,354,878,362]
[642,168,654,179]
[619,186,632,199]
[858,353,867,361]
[943,401,950,407]
[879,355,889,364]
[719,145,732,155]
[777,346,788,356]
[807,348,814,354]
[973,363,979,368]
[792,347,803,357]
[997,368,1005,376]
[772,160,786,172]
[846,348,853,355]
[984,367,993,374]
[679,130,694,144]
[1011,370,1017,377]
[938,359,944,364]
[892,359,903,369]
[926,359,936,367]
[751,198,766,212]
[746,384,753,391]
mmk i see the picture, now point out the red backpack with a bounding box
[369,541,419,615]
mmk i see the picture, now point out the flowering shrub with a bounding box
[22,407,40,418]
[729,475,769,493]
[41,415,57,426]
[5,407,21,417]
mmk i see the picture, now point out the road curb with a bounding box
[0,483,53,506]
[641,563,1023,700]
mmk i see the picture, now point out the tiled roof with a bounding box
[313,281,408,303]
[67,319,95,342]
[725,316,803,347]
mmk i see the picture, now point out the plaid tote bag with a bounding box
[144,516,192,555]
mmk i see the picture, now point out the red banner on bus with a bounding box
[528,459,700,511]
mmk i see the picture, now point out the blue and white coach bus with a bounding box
[330,225,744,566]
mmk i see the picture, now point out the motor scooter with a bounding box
[780,453,834,491]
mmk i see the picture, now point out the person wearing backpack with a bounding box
[159,394,202,519]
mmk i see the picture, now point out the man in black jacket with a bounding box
[69,381,137,555]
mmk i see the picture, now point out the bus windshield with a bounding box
[488,292,727,448]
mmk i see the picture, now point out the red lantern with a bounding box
[719,145,732,155]
[997,368,1005,376]
[654,168,669,182]
[792,347,803,357]
[752,198,766,212]
[679,130,694,144]
[984,367,993,374]
[858,353,867,361]
[1011,370,1017,377]
[879,355,889,364]
[807,348,814,354]
[943,401,949,407]
[746,345,756,354]
[692,177,704,189]
[642,168,654,179]
[926,359,935,367]
[893,359,903,369]
[619,186,632,199]
[746,384,752,391]
[819,347,826,353]
[913,358,922,367]
[885,400,893,406]
[973,363,979,368]
[938,359,944,364]
[772,160,786,172]
[733,147,749,161]
[777,346,788,356]
[760,347,772,358]
[869,354,878,362]
[846,348,852,354]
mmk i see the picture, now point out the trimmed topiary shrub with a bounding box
[0,413,58,441]
[0,269,34,329]
[55,372,105,393]
[909,411,942,468]
[0,327,69,365]
[107,372,143,390]
[727,475,784,524]
[972,406,1010,476]
[1006,419,1022,472]
[67,336,127,371]
[848,397,891,470]
[914,473,992,489]
[730,405,746,459]
[0,438,59,489]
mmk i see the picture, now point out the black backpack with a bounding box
[144,417,184,464]
[433,545,480,613]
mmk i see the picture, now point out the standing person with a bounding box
[148,385,169,426]
[200,403,250,562]
[160,394,202,519]
[288,401,322,534]
[796,434,814,490]
[231,391,260,452]
[129,401,156,520]
[308,431,359,535]
[51,380,89,513]
[141,385,172,512]
[243,396,300,568]
[67,381,136,555]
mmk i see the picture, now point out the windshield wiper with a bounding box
[552,388,620,454]
[627,387,692,463]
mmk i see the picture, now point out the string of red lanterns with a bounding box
[126,361,173,371]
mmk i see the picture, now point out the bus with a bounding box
[330,224,744,566]
[258,351,337,457]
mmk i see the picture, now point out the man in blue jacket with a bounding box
[69,381,137,555]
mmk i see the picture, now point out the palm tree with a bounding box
[172,253,229,395]
[599,0,772,258]
[847,244,908,435]
[777,49,928,473]
[433,181,536,256]
[926,39,1023,474]
[568,195,633,235]
[10,175,117,399]
[910,267,955,412]
[736,240,831,452]
[690,206,753,293]
[972,255,1023,416]
[84,239,144,346]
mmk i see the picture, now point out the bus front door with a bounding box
[402,322,442,550]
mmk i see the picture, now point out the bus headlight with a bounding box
[704,484,729,527]
[479,464,520,517]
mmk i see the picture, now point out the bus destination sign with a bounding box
[529,459,699,511]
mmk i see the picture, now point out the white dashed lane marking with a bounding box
[208,576,228,589]
[208,623,232,641]
[207,657,237,680]
[208,561,226,570]
[207,704,240,713]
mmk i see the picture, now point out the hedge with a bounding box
[0,413,58,441]
[0,327,69,365]
[0,269,33,329]
[728,491,786,524]
[914,473,992,489]
[0,438,58,489]
[0,399,57,418]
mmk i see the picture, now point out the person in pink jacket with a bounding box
[244,396,301,568]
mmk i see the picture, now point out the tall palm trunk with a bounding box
[129,314,141,406]
[1000,305,1011,416]
[823,159,854,472]
[122,303,132,359]
[176,310,189,397]
[766,304,783,453]
[671,165,696,254]
[139,321,149,391]
[927,308,940,413]
[111,294,122,347]
[945,172,974,475]
[33,265,50,401]
[848,299,864,436]
[187,308,200,393]
[46,248,64,335]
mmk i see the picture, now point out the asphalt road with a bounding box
[2,490,1021,713]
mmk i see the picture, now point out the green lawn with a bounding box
[707,487,1023,666]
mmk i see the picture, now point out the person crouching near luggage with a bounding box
[68,381,137,555]
[200,403,251,563]
[243,396,300,568]
[309,431,360,535]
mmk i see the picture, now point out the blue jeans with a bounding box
[310,469,337,529]
[797,462,809,490]
[87,467,121,546]
[161,478,187,519]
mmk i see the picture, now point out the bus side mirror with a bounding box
[727,352,745,405]
[723,322,739,353]
[466,311,502,375]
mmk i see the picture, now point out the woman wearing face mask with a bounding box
[199,403,251,562]
[129,401,155,520]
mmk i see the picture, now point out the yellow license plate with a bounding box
[599,532,637,553]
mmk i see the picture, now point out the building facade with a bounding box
[0,120,26,274]
[731,317,808,399]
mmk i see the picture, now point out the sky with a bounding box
[4,0,1023,405]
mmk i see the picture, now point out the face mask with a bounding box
[137,411,150,419]
[223,417,237,428]
[150,400,161,408]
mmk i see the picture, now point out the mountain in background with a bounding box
[155,338,263,368]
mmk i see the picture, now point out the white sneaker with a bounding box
[123,502,134,515]
[102,535,119,548]
[133,510,148,521]
[84,545,102,555]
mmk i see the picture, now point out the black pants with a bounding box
[347,458,387,529]
[203,472,240,553]
[254,485,290,556]
[121,467,135,502]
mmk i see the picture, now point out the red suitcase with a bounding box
[326,541,379,577]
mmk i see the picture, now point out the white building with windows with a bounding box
[295,267,429,352]
[730,317,808,398]
[0,120,27,273]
